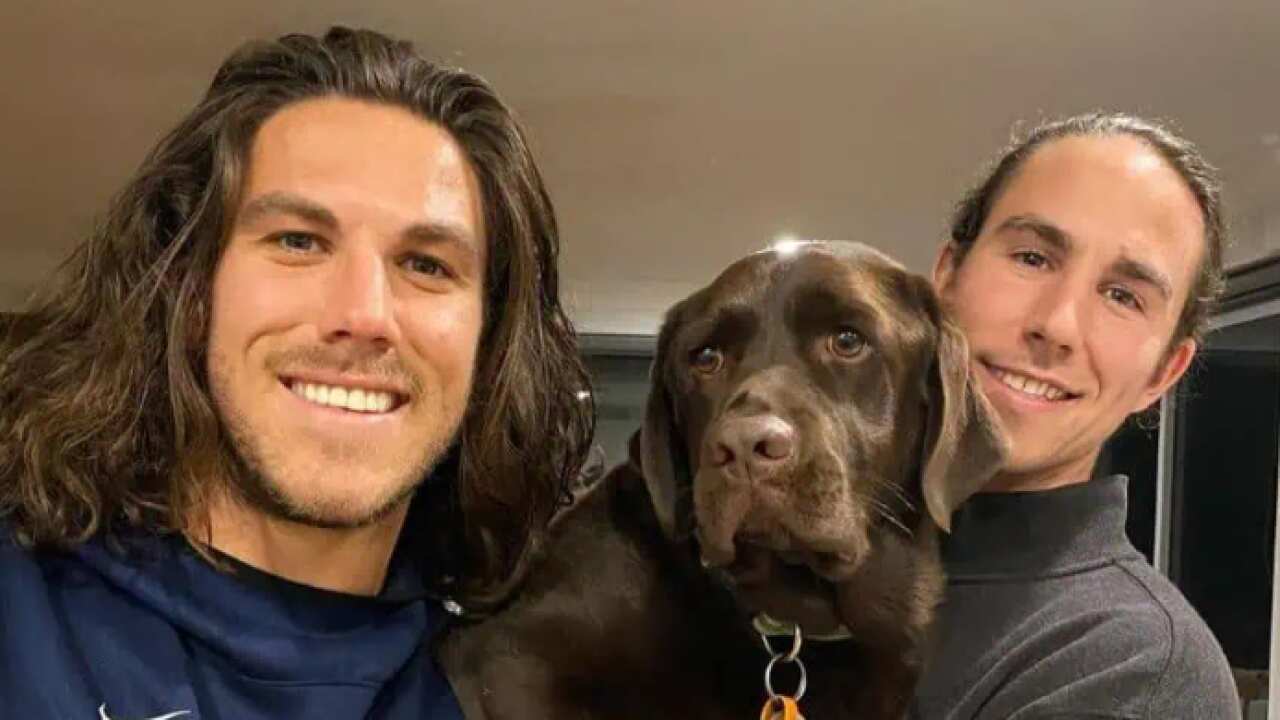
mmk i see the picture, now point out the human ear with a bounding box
[1134,337,1197,412]
[932,242,959,294]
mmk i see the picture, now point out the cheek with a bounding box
[944,270,1023,339]
[1091,326,1168,396]
[209,251,315,365]
[208,253,257,368]
[401,294,485,384]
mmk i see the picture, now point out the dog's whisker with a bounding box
[869,477,918,516]
[869,498,913,536]
[890,486,918,514]
[880,512,913,537]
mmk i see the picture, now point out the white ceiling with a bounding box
[3,1,1279,334]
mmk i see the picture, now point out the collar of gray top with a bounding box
[753,612,853,642]
[941,474,1140,579]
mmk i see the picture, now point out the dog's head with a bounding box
[638,242,1008,633]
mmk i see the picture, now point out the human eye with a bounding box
[401,253,453,280]
[1103,285,1144,312]
[1011,250,1050,269]
[271,231,321,254]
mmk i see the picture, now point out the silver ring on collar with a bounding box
[764,652,808,701]
[759,623,803,662]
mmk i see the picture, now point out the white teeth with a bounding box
[995,369,1070,401]
[288,381,399,414]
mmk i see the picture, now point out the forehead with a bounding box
[988,135,1205,291]
[240,97,484,238]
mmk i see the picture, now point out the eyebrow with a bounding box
[402,220,481,261]
[995,214,1073,254]
[1113,255,1173,301]
[237,192,339,229]
[236,191,480,259]
[996,213,1172,301]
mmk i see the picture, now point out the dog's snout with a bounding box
[726,387,771,415]
[710,415,796,479]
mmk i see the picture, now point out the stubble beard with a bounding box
[209,370,461,532]
[218,413,447,530]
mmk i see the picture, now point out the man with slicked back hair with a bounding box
[911,113,1239,719]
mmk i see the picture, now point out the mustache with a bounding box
[264,345,424,397]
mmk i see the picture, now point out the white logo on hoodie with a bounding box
[98,703,192,720]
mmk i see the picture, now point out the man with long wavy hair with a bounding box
[0,27,592,718]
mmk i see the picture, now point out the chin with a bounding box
[239,459,422,530]
[280,487,414,529]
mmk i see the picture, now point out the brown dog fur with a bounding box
[438,242,1008,718]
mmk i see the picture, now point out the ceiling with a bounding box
[3,1,1279,334]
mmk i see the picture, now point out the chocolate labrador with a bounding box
[438,241,1008,719]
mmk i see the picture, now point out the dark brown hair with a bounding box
[948,112,1227,348]
[0,27,593,609]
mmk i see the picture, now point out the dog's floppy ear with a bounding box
[918,284,1011,532]
[639,306,694,539]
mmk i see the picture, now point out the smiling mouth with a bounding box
[983,362,1081,402]
[282,378,408,414]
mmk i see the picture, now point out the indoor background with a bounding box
[2,3,1278,717]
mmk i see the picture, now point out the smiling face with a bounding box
[207,97,486,528]
[934,134,1203,491]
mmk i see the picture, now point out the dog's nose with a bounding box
[710,415,796,479]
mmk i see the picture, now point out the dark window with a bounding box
[580,334,656,470]
[1170,311,1280,671]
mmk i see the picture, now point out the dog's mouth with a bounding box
[715,538,850,636]
[691,448,869,636]
[723,531,862,582]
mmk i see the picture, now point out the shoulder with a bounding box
[0,524,78,710]
[0,519,44,575]
[0,521,124,621]
[921,559,1240,719]
[0,520,84,608]
[1007,560,1238,718]
[1109,558,1240,718]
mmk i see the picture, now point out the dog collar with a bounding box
[752,612,853,642]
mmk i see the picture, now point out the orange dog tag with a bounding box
[759,695,802,720]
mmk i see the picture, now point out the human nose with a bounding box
[1023,276,1086,364]
[317,246,398,349]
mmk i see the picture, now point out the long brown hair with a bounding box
[0,27,594,609]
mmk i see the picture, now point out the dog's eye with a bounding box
[829,328,867,358]
[689,346,725,375]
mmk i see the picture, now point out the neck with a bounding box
[982,448,1100,493]
[199,491,410,596]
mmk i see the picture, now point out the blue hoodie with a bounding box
[0,526,464,719]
